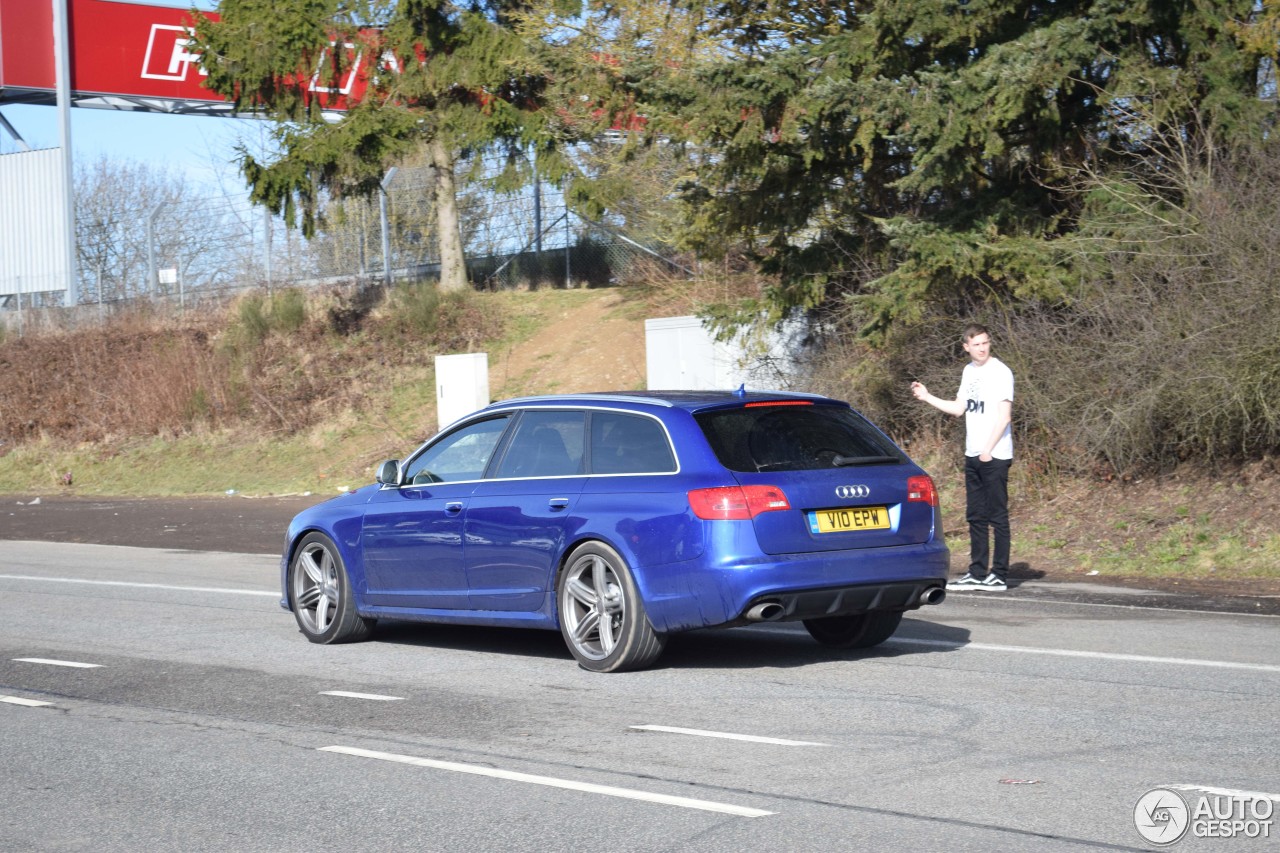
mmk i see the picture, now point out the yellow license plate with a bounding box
[809,506,890,533]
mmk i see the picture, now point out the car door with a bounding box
[464,410,587,613]
[362,414,513,609]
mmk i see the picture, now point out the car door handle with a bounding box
[445,501,464,514]
[548,498,570,510]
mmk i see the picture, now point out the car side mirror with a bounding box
[375,459,401,486]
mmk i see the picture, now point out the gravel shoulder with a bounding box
[4,492,1278,617]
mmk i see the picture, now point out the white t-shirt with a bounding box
[959,356,1014,459]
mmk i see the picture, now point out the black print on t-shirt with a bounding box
[966,399,985,414]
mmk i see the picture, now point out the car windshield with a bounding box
[694,403,905,473]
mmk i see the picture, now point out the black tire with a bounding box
[556,541,666,672]
[288,532,375,644]
[803,611,903,649]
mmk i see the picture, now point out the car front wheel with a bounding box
[803,611,903,649]
[288,532,375,644]
[557,542,666,672]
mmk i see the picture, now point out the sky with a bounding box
[0,103,254,191]
[0,1,251,195]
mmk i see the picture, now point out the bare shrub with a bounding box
[1015,135,1280,474]
[0,283,508,446]
[374,282,505,353]
[0,314,234,444]
[625,249,769,320]
[808,302,969,434]
[807,116,1280,479]
[222,288,310,354]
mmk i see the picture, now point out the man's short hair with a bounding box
[963,323,990,342]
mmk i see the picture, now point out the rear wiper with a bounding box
[832,454,899,467]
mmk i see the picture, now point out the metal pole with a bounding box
[263,206,272,292]
[52,0,79,307]
[564,204,571,289]
[148,203,163,296]
[533,168,542,254]
[380,167,397,286]
[357,205,366,277]
[0,110,31,150]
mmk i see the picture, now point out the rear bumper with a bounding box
[732,578,945,626]
[637,540,950,632]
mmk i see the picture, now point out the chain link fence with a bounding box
[1,156,688,333]
[322,165,693,291]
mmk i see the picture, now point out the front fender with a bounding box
[280,488,376,610]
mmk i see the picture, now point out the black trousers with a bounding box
[964,456,1012,580]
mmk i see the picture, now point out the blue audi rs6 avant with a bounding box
[280,390,949,671]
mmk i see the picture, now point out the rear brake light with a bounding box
[688,485,792,520]
[743,400,813,407]
[907,475,939,507]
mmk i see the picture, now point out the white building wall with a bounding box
[645,315,806,391]
[0,147,70,297]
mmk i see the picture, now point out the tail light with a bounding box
[907,475,938,507]
[688,485,791,520]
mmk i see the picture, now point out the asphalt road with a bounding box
[5,493,1279,615]
[2,536,1278,851]
[0,494,319,553]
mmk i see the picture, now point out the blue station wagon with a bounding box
[281,390,949,671]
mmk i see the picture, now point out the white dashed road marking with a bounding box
[1,696,54,707]
[13,658,102,668]
[887,637,1280,673]
[630,725,826,746]
[319,745,774,817]
[1163,784,1280,803]
[320,691,404,701]
[0,574,278,597]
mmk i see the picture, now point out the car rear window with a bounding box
[694,403,905,473]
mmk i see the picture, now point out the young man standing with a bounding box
[910,324,1014,591]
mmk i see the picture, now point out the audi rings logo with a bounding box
[835,485,871,500]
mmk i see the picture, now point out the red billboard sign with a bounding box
[0,0,366,112]
[2,0,220,104]
[2,1,641,128]
[0,0,57,95]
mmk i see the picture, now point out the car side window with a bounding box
[494,411,586,478]
[402,415,511,485]
[590,413,676,474]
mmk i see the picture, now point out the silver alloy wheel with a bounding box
[560,552,625,661]
[292,540,340,635]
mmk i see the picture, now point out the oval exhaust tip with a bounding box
[746,601,785,622]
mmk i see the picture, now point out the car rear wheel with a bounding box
[289,532,375,644]
[557,542,666,672]
[803,611,903,649]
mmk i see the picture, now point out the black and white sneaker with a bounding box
[976,575,1007,591]
[946,573,983,590]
